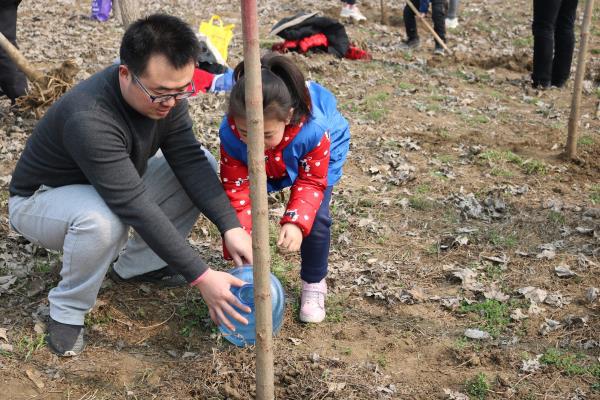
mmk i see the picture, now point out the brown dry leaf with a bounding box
[483,286,510,302]
[25,369,45,390]
[327,382,347,392]
[518,286,548,303]
[0,328,7,342]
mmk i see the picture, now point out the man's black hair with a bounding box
[120,14,201,76]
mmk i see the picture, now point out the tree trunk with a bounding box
[112,0,122,23]
[116,0,140,28]
[240,1,274,399]
[565,0,595,159]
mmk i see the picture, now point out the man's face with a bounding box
[119,54,195,120]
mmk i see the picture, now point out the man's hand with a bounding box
[277,223,303,252]
[223,227,253,266]
[193,268,251,330]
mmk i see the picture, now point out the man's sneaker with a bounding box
[108,265,187,288]
[340,5,367,22]
[532,81,551,90]
[299,279,327,323]
[445,17,459,29]
[433,45,445,56]
[47,317,85,357]
[399,37,420,50]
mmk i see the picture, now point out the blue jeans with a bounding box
[300,186,333,283]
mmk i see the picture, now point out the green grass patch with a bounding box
[479,150,523,164]
[437,154,455,164]
[540,348,600,378]
[591,185,600,205]
[415,184,431,194]
[522,159,547,175]
[178,296,210,337]
[363,92,390,122]
[483,262,504,281]
[487,230,518,249]
[578,135,595,146]
[408,195,435,211]
[397,82,416,91]
[490,167,514,178]
[17,333,46,361]
[325,293,350,323]
[547,210,566,225]
[459,299,510,337]
[465,372,490,400]
[479,150,546,175]
[513,36,533,47]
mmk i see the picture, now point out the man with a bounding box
[399,0,447,55]
[8,14,252,357]
[0,0,27,104]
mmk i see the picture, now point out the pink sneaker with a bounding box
[299,279,327,323]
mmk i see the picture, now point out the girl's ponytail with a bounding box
[228,53,312,126]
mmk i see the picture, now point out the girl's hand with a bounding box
[277,223,303,252]
[223,227,253,266]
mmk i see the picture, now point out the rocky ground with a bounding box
[0,0,599,399]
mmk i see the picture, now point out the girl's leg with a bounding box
[299,186,333,323]
[300,186,333,283]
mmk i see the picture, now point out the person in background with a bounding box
[0,0,27,104]
[8,14,253,357]
[400,0,447,55]
[446,0,460,29]
[219,54,350,324]
[531,0,579,89]
[340,0,367,22]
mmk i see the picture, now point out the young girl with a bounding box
[219,54,350,323]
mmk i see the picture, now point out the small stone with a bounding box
[464,328,491,340]
[585,287,598,303]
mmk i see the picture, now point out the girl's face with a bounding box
[233,109,293,149]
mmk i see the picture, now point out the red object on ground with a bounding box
[191,67,215,96]
[345,45,372,60]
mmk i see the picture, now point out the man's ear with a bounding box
[118,64,131,79]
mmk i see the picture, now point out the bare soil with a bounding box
[1,0,599,399]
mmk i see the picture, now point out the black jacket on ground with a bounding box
[275,15,350,58]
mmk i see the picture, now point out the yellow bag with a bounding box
[199,15,235,62]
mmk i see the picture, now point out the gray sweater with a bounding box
[9,65,240,282]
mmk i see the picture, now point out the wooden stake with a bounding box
[0,32,44,83]
[115,0,140,28]
[240,1,274,399]
[405,0,451,53]
[380,0,388,25]
[565,0,595,160]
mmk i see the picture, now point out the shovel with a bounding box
[0,32,78,115]
[406,0,451,54]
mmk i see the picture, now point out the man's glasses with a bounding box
[132,73,196,103]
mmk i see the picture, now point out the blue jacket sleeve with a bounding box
[419,0,430,13]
